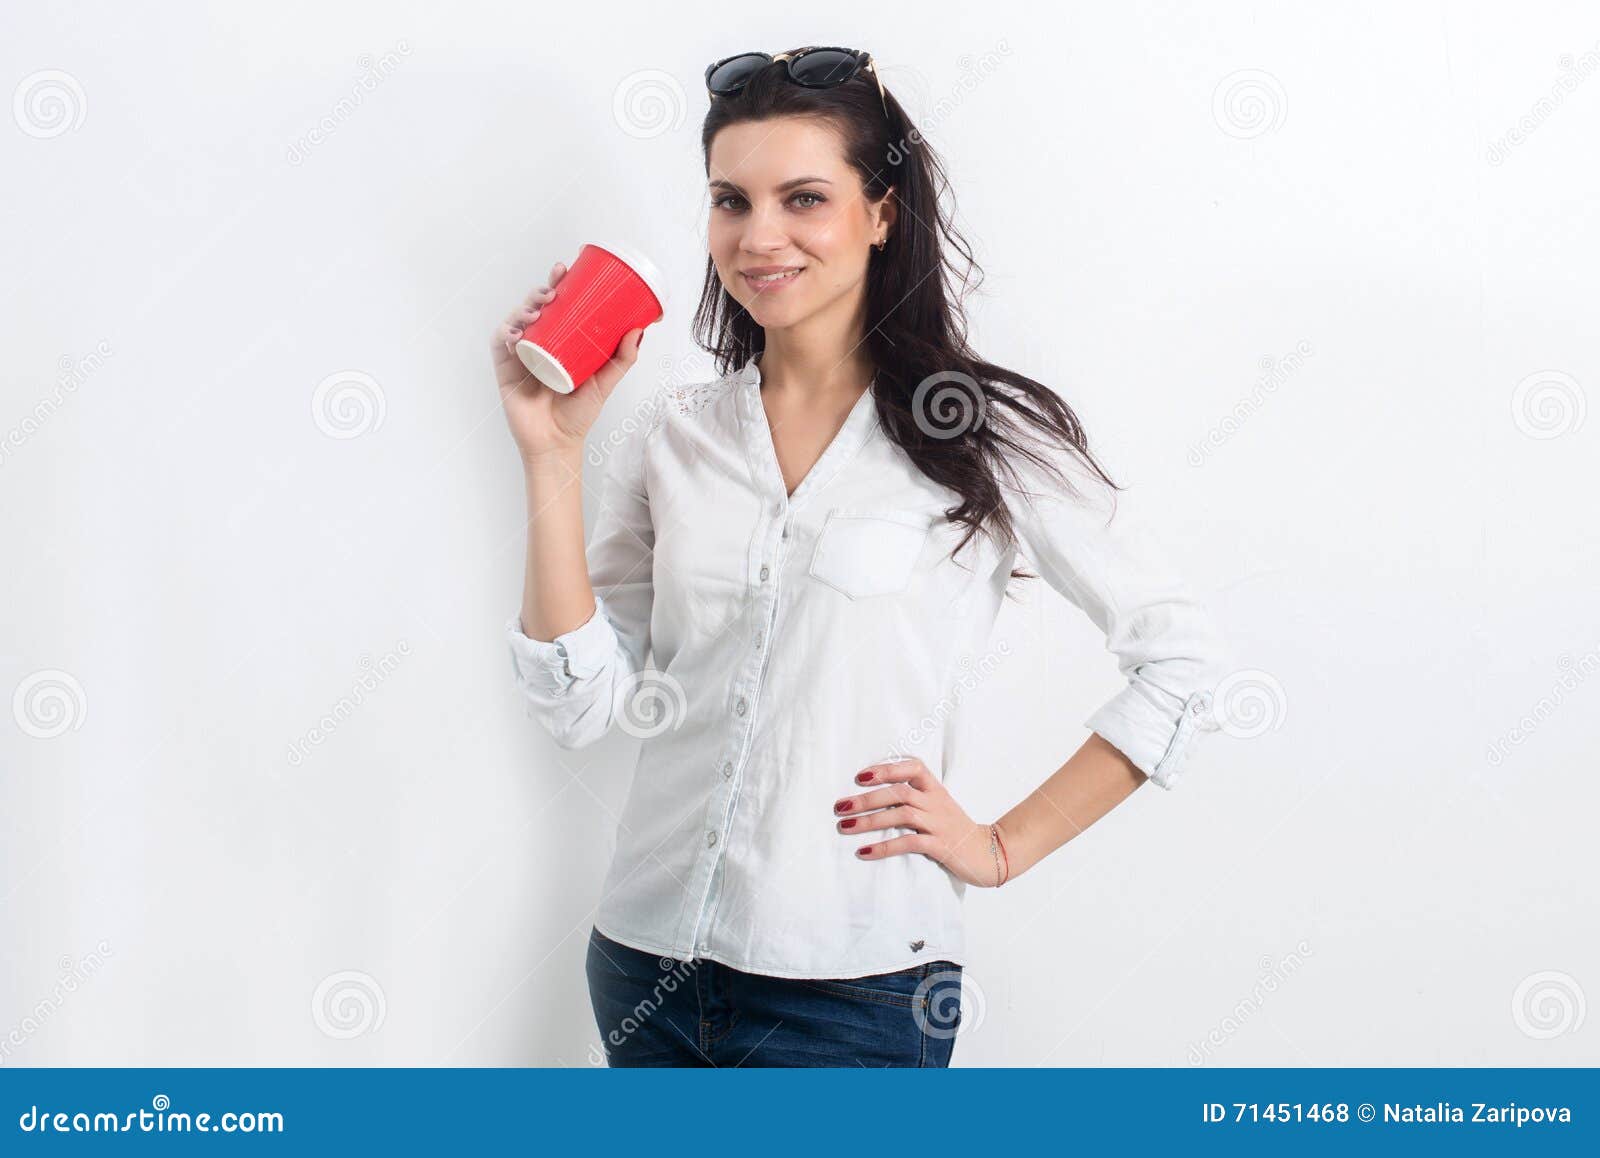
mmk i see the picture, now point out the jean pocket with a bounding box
[808,509,933,600]
[798,961,936,1009]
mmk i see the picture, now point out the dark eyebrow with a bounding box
[708,176,833,194]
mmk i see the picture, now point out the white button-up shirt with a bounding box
[506,354,1229,980]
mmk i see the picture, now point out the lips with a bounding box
[742,267,804,290]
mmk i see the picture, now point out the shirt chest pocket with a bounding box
[807,509,934,600]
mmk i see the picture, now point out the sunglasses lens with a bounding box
[789,49,860,87]
[708,53,771,94]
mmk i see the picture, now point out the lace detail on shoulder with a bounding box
[663,373,736,420]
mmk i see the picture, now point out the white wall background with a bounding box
[3,1,1596,1067]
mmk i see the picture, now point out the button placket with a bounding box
[689,508,788,958]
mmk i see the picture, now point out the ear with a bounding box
[878,185,899,234]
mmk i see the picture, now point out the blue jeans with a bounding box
[585,926,964,1067]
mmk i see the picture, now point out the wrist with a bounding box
[985,819,1013,888]
[521,446,583,480]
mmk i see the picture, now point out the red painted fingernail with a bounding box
[857,845,872,855]
[839,818,856,829]
[856,771,874,783]
[834,799,852,813]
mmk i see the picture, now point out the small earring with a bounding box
[875,237,887,251]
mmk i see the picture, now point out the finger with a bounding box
[523,284,557,309]
[492,319,521,353]
[853,757,931,790]
[833,782,916,815]
[549,260,567,285]
[855,833,932,860]
[837,803,919,834]
[506,305,543,331]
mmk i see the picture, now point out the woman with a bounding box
[492,47,1230,1067]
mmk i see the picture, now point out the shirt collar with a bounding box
[733,353,880,508]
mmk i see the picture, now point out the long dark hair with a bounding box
[693,49,1122,583]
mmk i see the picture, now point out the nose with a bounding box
[739,203,790,254]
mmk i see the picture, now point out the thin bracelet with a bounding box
[988,823,1011,887]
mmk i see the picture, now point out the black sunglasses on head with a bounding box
[705,47,889,117]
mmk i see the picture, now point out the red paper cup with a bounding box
[516,241,668,393]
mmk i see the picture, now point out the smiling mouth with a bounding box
[742,268,805,289]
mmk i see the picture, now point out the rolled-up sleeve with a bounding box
[505,395,658,750]
[1003,445,1231,789]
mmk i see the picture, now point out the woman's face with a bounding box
[707,117,894,331]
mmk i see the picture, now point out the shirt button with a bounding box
[735,697,748,716]
[754,630,763,650]
[706,831,718,847]
[721,761,733,778]
[759,564,770,582]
